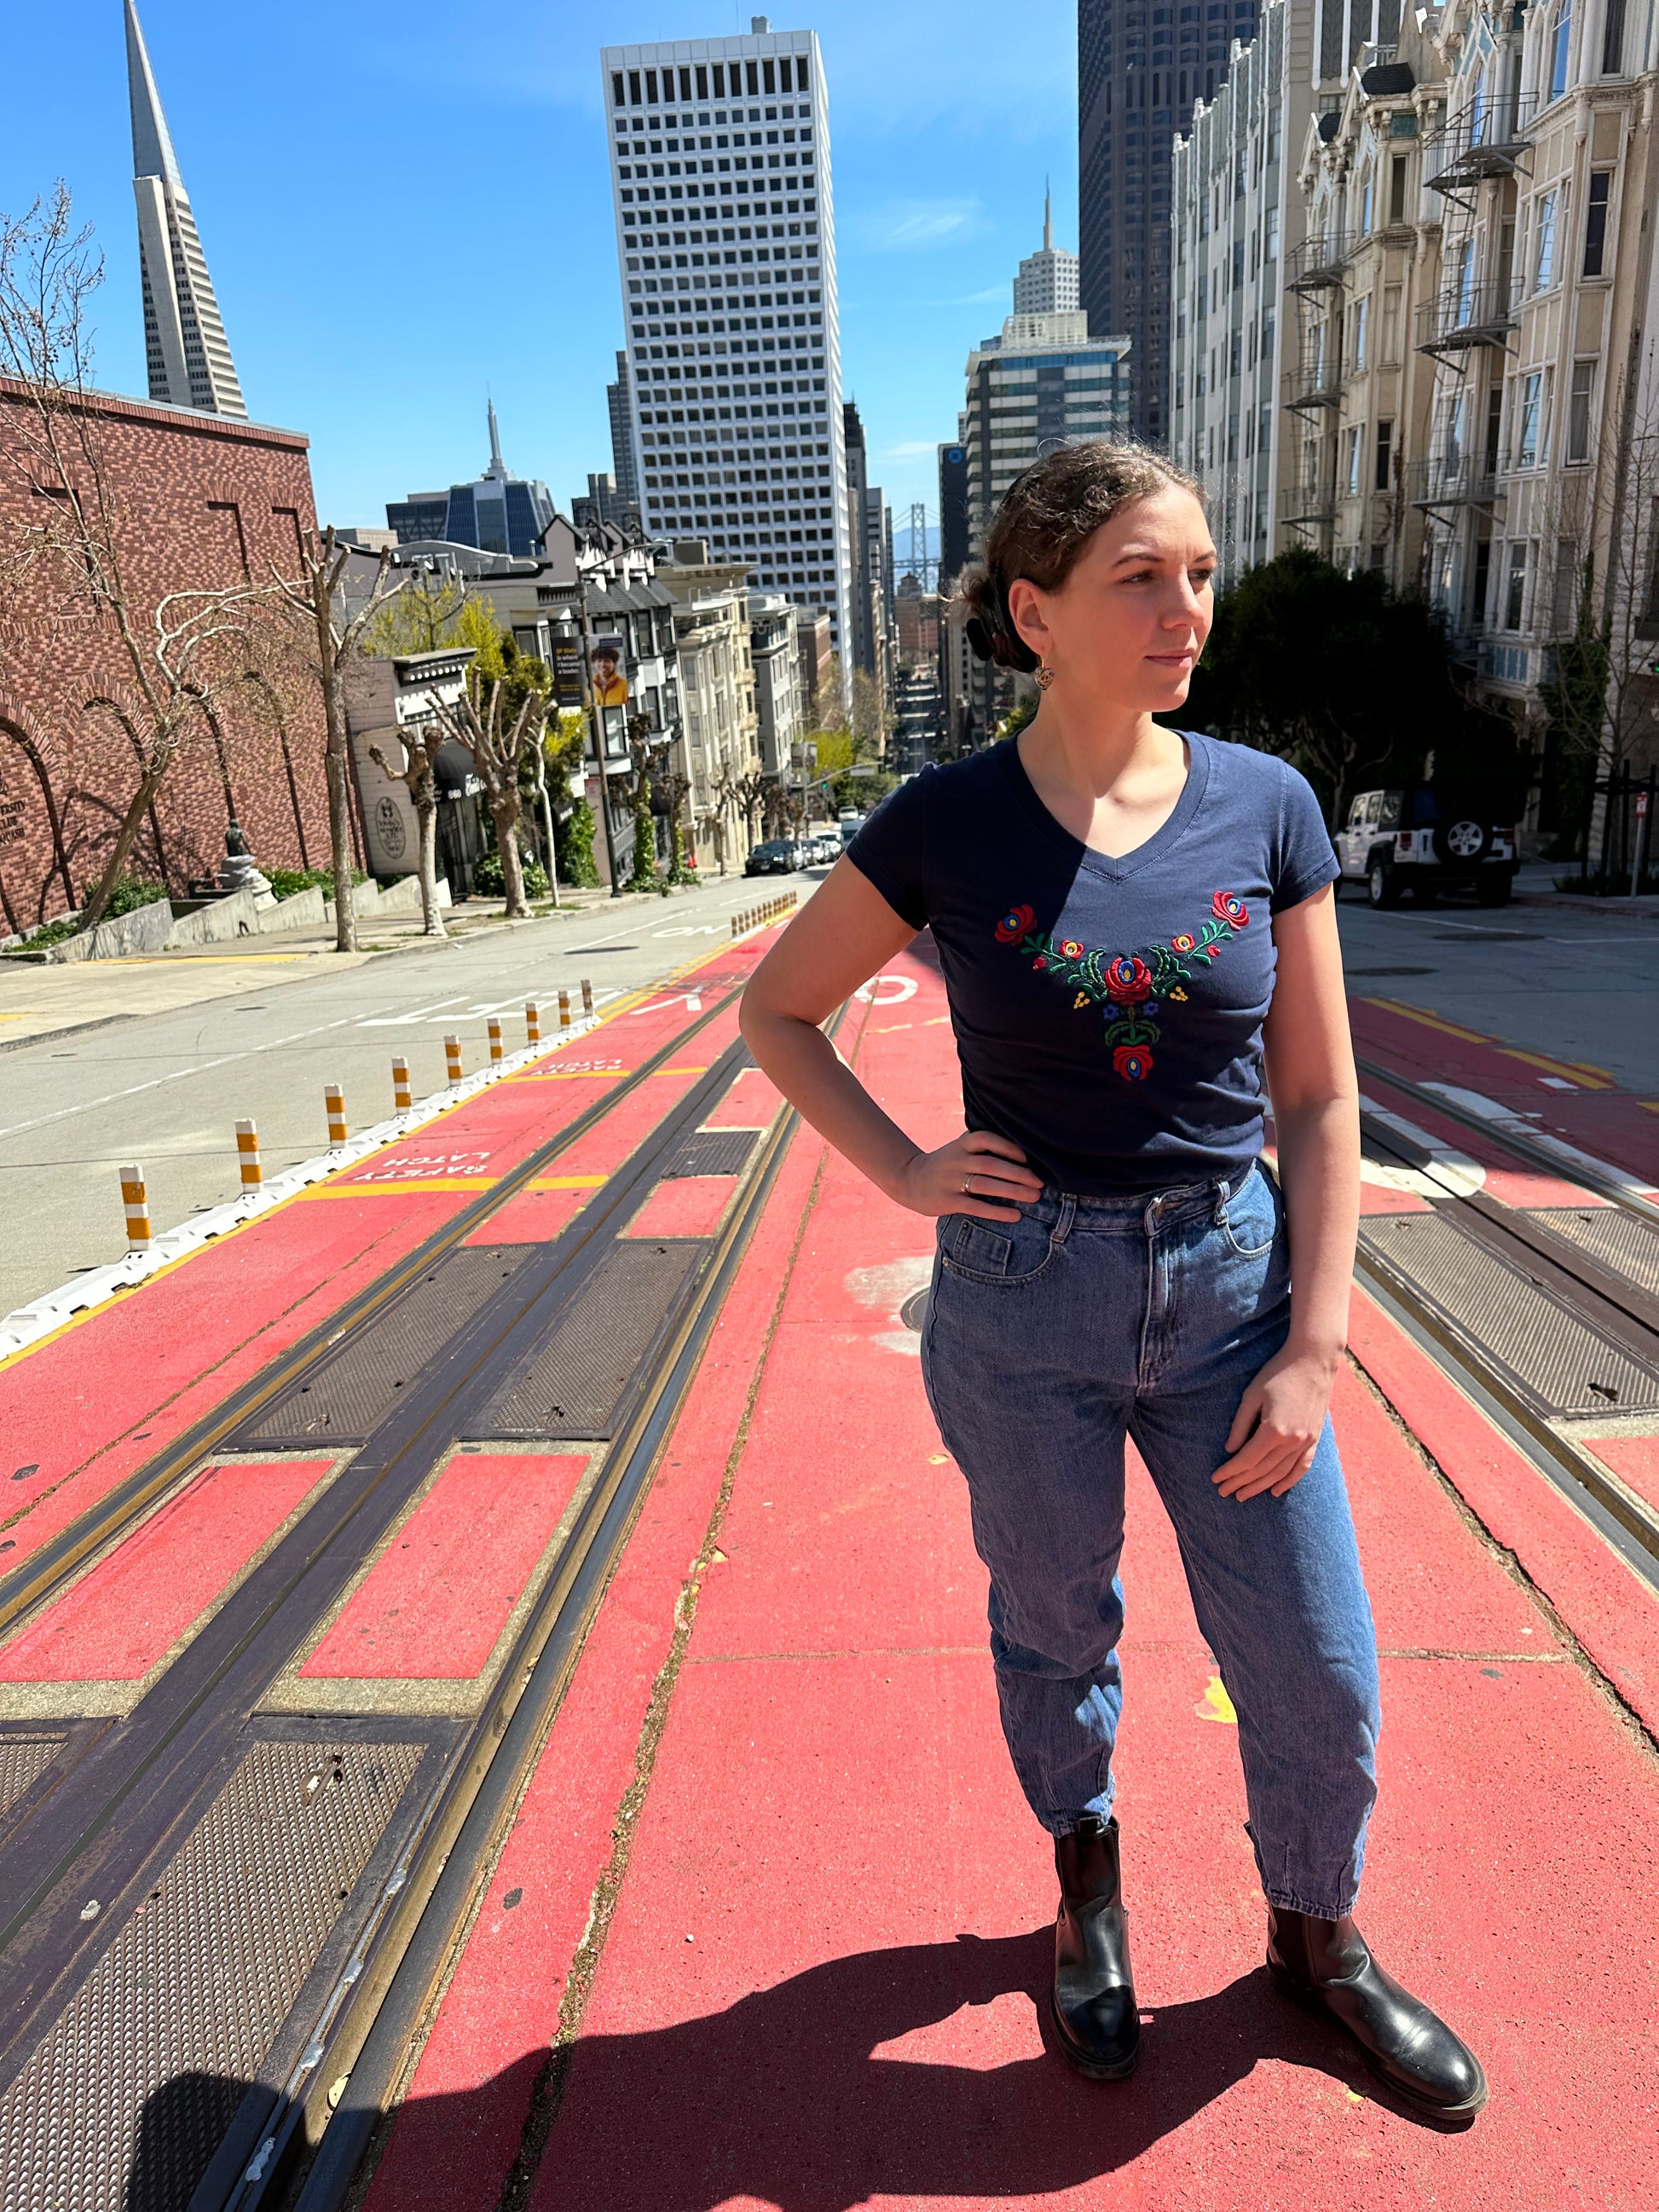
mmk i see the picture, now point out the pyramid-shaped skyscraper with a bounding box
[126,0,246,417]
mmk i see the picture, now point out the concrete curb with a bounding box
[0,1013,604,1360]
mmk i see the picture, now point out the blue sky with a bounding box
[2,1,1078,546]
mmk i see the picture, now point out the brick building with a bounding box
[0,380,328,933]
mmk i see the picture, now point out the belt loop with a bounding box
[1212,1175,1229,1226]
[1054,1191,1077,1244]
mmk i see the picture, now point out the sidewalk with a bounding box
[0,883,708,1054]
[365,944,1659,2212]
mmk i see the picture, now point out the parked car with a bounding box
[744,839,799,876]
[837,811,866,847]
[1335,787,1517,908]
[808,832,840,865]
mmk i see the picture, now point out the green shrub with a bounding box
[100,877,169,919]
[472,849,549,899]
[266,865,366,900]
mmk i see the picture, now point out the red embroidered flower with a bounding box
[1171,932,1196,953]
[995,903,1035,943]
[1113,1044,1153,1081]
[1058,938,1084,959]
[1105,954,1153,1003]
[1211,890,1249,927]
[1032,956,1048,970]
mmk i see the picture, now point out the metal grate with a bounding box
[0,1737,61,1822]
[484,1240,704,1440]
[1527,1207,1659,1302]
[1361,1215,1659,1415]
[236,1247,539,1446]
[0,1737,422,2211]
[665,1129,756,1179]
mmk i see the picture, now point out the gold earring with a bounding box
[1034,662,1055,691]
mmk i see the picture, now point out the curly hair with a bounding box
[960,440,1205,672]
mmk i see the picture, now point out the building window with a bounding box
[1389,153,1408,225]
[1582,170,1611,274]
[1602,0,1627,73]
[1552,540,1579,632]
[1504,541,1529,629]
[1382,284,1401,360]
[1533,190,1558,291]
[1567,359,1594,461]
[1548,0,1572,101]
[1342,426,1361,496]
[1375,418,1393,491]
[1516,370,1543,467]
[1352,297,1368,371]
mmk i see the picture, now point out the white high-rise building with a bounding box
[599,20,852,661]
[1013,190,1080,315]
[124,0,245,418]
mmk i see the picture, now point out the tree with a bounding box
[431,650,551,920]
[656,764,696,884]
[543,708,599,888]
[624,716,662,892]
[361,565,465,657]
[269,526,408,950]
[0,188,279,929]
[1535,365,1659,873]
[366,716,448,938]
[1183,547,1524,829]
[732,770,768,852]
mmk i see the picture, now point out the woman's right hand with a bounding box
[892,1130,1044,1222]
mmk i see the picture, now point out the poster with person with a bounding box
[590,640,629,707]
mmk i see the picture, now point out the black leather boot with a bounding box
[1051,1815,1140,2080]
[1267,1907,1487,2119]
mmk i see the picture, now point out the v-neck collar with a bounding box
[998,729,1211,884]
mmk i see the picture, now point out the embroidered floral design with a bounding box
[992,894,1252,1079]
[1105,955,1153,1003]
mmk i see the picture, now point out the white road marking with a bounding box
[0,1015,360,1143]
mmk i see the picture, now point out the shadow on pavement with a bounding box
[125,1928,1428,2209]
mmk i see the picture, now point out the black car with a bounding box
[1335,787,1517,907]
[743,839,799,876]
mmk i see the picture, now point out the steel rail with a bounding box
[1354,1053,1659,1231]
[1355,1116,1659,1573]
[0,977,749,1648]
[269,1073,816,2212]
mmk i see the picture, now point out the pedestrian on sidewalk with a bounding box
[740,440,1485,2121]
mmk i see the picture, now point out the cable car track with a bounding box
[0,971,835,2208]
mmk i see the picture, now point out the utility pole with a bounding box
[561,580,621,898]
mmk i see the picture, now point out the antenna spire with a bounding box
[1043,178,1053,251]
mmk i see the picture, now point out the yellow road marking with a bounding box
[1356,997,1492,1045]
[528,1174,608,1190]
[301,1175,500,1197]
[1494,1045,1612,1089]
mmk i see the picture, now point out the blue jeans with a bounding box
[921,1161,1380,1920]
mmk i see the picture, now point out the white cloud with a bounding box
[856,199,981,251]
[882,441,940,459]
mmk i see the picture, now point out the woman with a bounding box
[739,442,1486,2117]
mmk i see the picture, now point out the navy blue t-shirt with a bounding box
[845,732,1338,1195]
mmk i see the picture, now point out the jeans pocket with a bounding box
[939,1207,1057,1285]
[1220,1165,1279,1258]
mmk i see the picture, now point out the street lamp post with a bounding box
[556,590,621,899]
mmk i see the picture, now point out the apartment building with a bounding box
[1290,13,1447,586]
[598,22,853,660]
[658,541,762,871]
[1171,1,1312,576]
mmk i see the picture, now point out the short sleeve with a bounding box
[845,773,928,929]
[1269,762,1340,913]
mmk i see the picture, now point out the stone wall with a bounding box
[0,379,331,933]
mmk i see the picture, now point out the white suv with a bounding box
[1336,787,1517,908]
